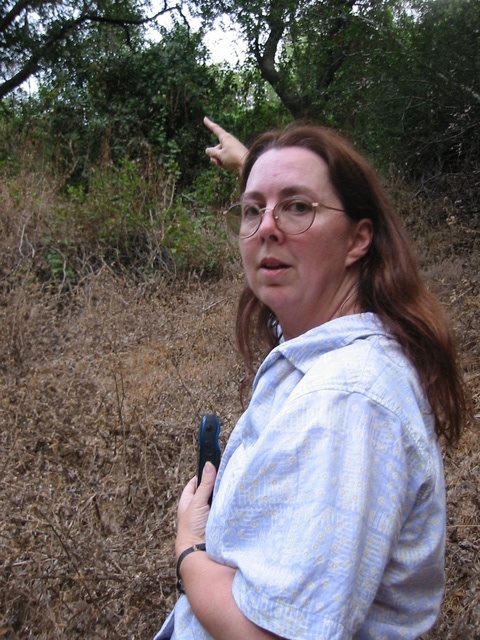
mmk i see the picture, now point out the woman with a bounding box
[154,119,469,639]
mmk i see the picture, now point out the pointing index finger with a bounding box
[203,116,228,142]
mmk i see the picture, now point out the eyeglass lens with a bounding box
[226,198,317,237]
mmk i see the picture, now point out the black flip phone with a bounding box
[197,414,221,502]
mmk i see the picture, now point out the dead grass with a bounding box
[0,268,245,638]
[0,202,479,638]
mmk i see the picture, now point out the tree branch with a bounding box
[253,3,309,118]
[0,1,184,99]
[0,0,40,34]
[0,58,39,98]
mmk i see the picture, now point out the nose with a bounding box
[258,206,282,239]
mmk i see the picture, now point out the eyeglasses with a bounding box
[224,196,345,238]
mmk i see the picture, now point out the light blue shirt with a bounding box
[155,313,445,640]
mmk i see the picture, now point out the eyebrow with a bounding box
[241,186,316,202]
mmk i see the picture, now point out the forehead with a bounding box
[245,146,332,196]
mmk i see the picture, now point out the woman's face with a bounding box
[240,146,372,339]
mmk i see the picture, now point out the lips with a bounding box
[260,258,289,270]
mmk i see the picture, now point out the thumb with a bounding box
[205,150,223,168]
[196,461,217,498]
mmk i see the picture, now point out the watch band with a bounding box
[176,543,207,593]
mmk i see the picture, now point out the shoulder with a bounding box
[299,327,427,415]
[288,328,438,468]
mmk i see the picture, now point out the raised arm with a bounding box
[204,116,248,174]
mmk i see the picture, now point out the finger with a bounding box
[195,461,216,500]
[181,475,198,499]
[177,475,199,516]
[205,146,224,168]
[203,116,228,141]
[205,144,221,157]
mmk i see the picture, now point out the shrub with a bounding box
[0,138,233,290]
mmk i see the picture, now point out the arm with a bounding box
[175,462,284,640]
[203,117,248,174]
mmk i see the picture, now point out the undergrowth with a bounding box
[0,141,236,291]
[0,136,479,639]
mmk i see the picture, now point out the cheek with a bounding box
[239,242,248,266]
[298,234,349,282]
[308,221,354,264]
[239,242,254,275]
[300,238,332,268]
[240,234,257,255]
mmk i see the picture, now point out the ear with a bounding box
[345,218,373,267]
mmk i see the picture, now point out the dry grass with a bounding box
[0,187,479,638]
[0,269,245,638]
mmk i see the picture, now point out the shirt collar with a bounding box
[260,312,387,376]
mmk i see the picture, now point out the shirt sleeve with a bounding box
[212,387,441,640]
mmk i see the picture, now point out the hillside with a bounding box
[0,197,479,638]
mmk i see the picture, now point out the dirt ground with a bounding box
[0,216,479,638]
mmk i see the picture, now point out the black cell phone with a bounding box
[197,414,221,501]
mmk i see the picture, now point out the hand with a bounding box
[175,461,217,558]
[204,116,248,173]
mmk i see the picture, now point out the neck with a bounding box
[334,283,361,319]
[280,281,362,341]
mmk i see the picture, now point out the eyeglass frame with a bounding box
[223,196,345,238]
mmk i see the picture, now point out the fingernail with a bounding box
[204,461,215,475]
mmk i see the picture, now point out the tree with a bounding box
[0,0,184,99]
[189,0,410,122]
[191,0,480,180]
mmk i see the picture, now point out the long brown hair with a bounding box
[235,124,469,445]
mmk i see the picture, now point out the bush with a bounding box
[0,136,234,290]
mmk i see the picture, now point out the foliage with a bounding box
[190,0,480,188]
[0,0,181,98]
[0,138,232,289]
[22,25,227,185]
[189,0,406,119]
[399,0,480,176]
[1,0,479,281]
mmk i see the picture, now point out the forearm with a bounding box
[175,465,282,638]
[179,551,282,640]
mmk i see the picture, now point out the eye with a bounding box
[242,203,262,220]
[281,199,313,215]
